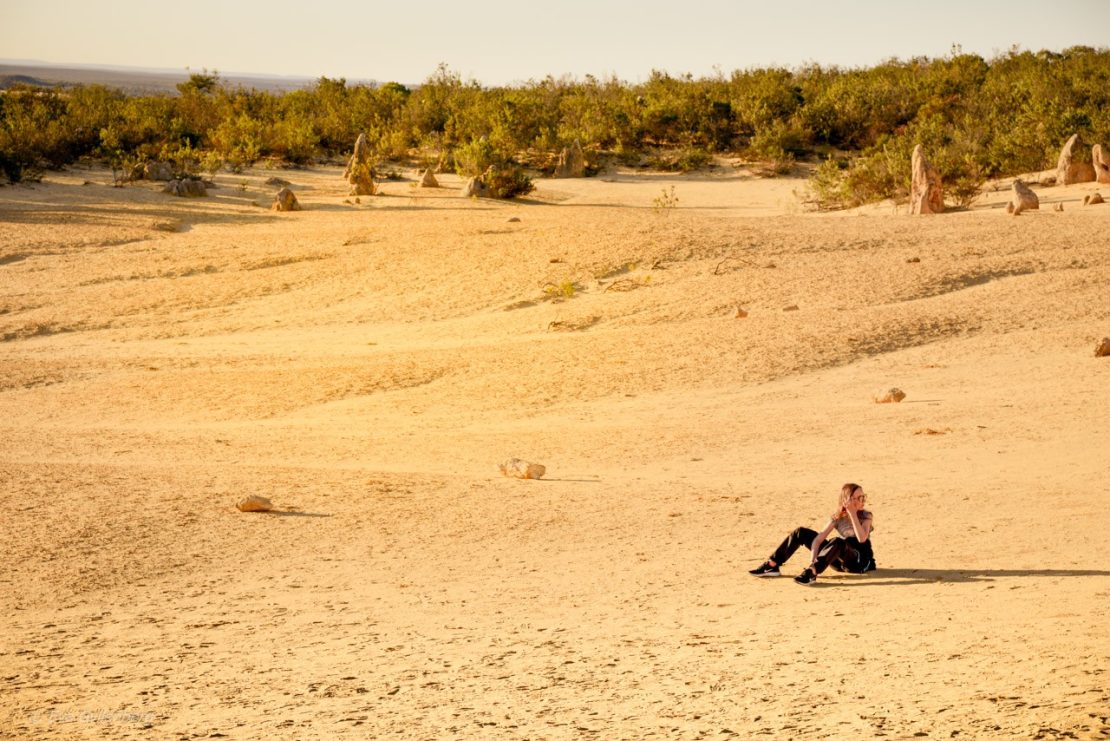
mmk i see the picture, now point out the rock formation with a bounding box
[874,388,907,403]
[910,145,943,214]
[553,140,586,178]
[1083,192,1104,205]
[237,495,273,512]
[1096,338,1110,358]
[143,161,175,181]
[265,176,292,187]
[499,459,546,480]
[271,187,300,212]
[163,178,207,197]
[1009,179,1039,215]
[1055,134,1096,185]
[1094,144,1110,185]
[419,167,439,188]
[343,133,376,195]
[460,175,489,198]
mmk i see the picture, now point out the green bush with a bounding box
[453,136,502,177]
[482,164,535,199]
[2,49,1109,197]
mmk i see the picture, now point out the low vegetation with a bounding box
[2,48,1108,207]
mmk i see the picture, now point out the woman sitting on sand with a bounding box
[748,483,876,585]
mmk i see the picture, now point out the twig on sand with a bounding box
[713,257,759,275]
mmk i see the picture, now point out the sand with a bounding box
[1,163,1109,739]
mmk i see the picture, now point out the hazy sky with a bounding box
[2,0,1108,85]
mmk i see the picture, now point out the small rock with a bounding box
[151,219,182,232]
[874,388,907,404]
[418,167,439,188]
[783,304,799,312]
[1096,338,1110,357]
[461,176,489,198]
[499,459,546,480]
[906,256,921,263]
[271,187,301,212]
[1010,179,1039,215]
[265,176,292,187]
[507,216,521,223]
[734,306,748,318]
[1053,202,1064,212]
[144,161,175,181]
[1085,191,1104,205]
[237,495,273,512]
[163,178,207,198]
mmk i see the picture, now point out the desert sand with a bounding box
[1,162,1108,739]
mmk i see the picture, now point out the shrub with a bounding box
[482,164,534,199]
[453,136,499,176]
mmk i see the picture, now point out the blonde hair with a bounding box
[836,483,862,517]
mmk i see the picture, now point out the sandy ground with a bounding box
[1,162,1109,740]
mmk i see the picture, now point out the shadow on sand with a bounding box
[815,568,1110,586]
[261,510,332,518]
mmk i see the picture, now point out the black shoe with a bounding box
[748,561,780,577]
[794,568,817,585]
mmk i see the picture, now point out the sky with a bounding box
[1,0,1108,86]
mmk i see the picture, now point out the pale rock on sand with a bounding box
[499,459,546,479]
[910,144,943,215]
[163,178,207,198]
[874,387,907,403]
[553,140,587,178]
[1084,192,1104,206]
[236,495,273,512]
[1094,144,1110,185]
[1096,338,1110,357]
[271,187,300,212]
[419,167,439,188]
[143,161,175,181]
[343,133,376,196]
[1055,134,1096,185]
[1008,179,1039,215]
[461,175,488,198]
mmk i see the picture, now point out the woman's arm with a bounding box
[810,519,837,563]
[845,507,872,542]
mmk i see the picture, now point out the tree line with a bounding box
[1,47,1108,207]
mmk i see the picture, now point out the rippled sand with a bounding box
[2,164,1108,738]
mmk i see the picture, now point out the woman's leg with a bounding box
[768,527,817,566]
[839,539,875,573]
[811,538,849,575]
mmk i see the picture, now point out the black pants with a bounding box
[769,527,875,574]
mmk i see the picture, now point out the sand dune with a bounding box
[2,164,1109,738]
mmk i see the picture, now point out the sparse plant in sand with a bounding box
[543,279,577,300]
[653,185,679,212]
